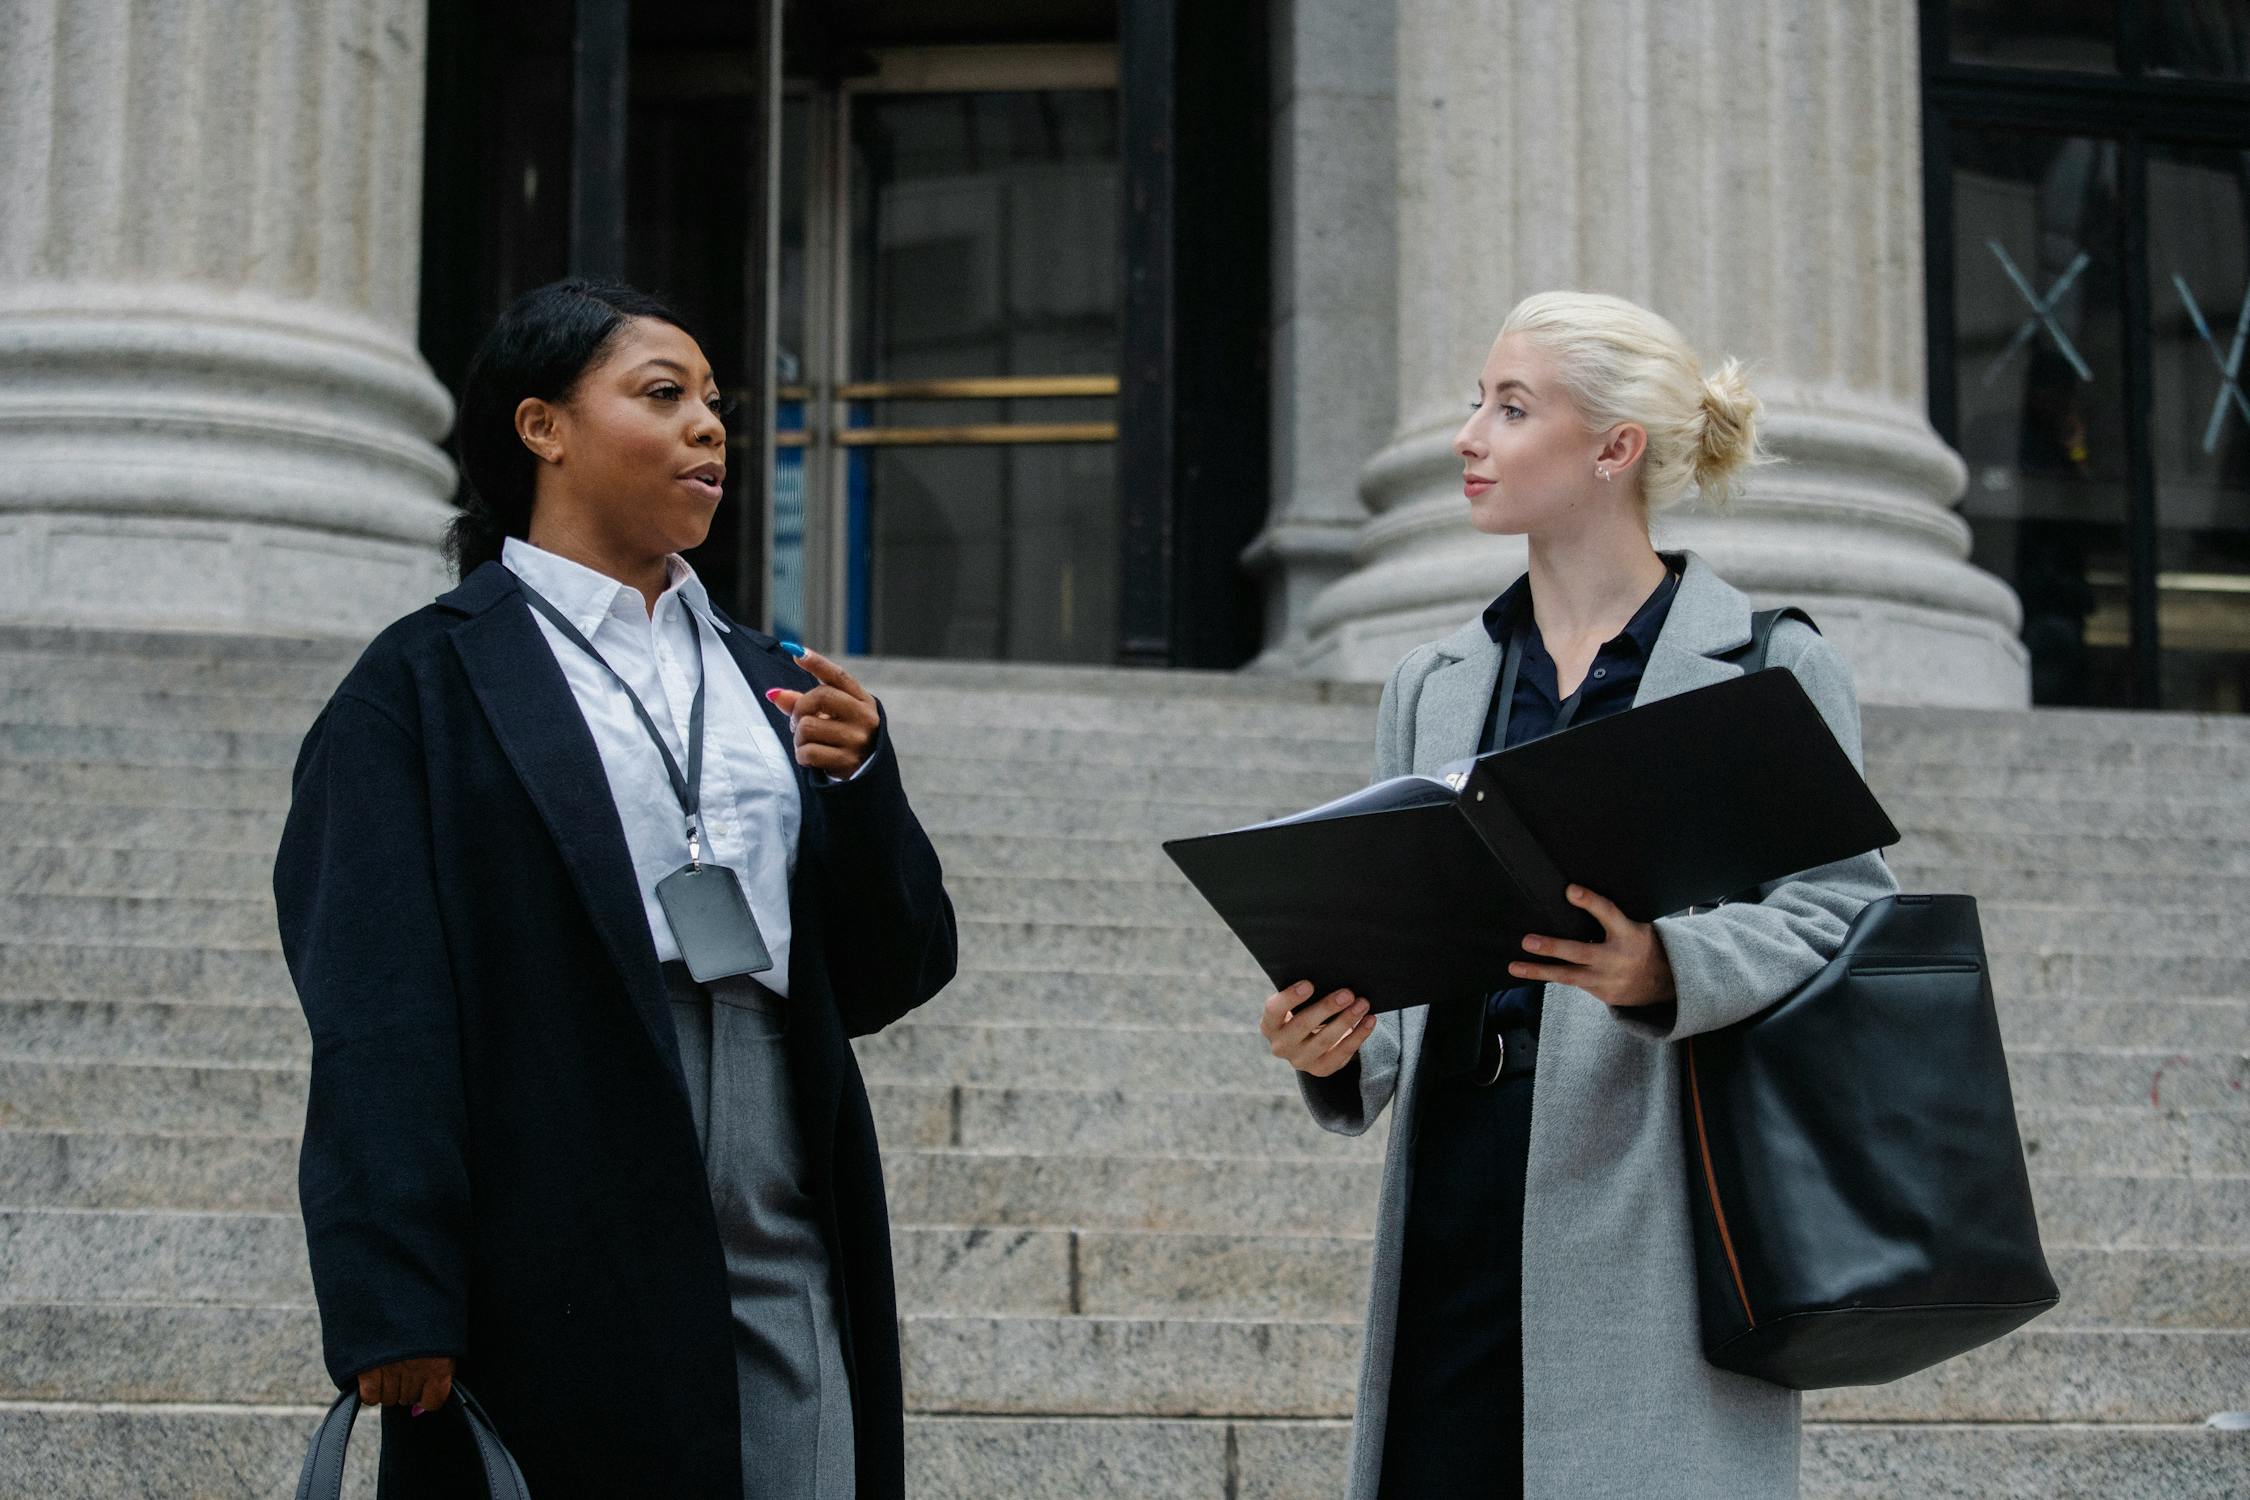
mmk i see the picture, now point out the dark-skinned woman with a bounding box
[274,280,958,1500]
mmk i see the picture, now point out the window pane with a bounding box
[1950,0,2118,71]
[846,90,1121,663]
[2145,1,2250,81]
[2147,144,2250,711]
[1949,130,2135,707]
[865,438,1119,663]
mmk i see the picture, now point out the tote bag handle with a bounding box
[294,1384,530,1500]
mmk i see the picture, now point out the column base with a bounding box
[0,284,457,638]
[0,510,449,638]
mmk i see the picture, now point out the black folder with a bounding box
[1162,667,1901,1013]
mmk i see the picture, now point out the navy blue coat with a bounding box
[273,561,957,1498]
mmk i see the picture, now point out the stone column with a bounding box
[0,0,454,637]
[1244,0,1398,670]
[1292,0,2029,707]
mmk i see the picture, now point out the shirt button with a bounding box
[1593,667,1607,678]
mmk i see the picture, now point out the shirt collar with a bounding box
[501,537,724,637]
[1481,557,1683,657]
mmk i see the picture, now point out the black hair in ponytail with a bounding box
[445,280,694,579]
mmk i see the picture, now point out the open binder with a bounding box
[1162,667,1901,1013]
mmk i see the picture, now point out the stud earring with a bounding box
[1597,466,1611,482]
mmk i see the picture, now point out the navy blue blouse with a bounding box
[1476,559,1683,1030]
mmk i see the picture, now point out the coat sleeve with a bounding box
[1620,622,1901,1041]
[1297,647,1433,1136]
[811,698,959,1037]
[273,691,472,1389]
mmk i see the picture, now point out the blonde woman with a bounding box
[1258,291,1897,1498]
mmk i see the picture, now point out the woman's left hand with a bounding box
[1509,884,1676,1009]
[765,648,881,779]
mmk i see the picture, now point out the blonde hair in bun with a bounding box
[1497,291,1772,511]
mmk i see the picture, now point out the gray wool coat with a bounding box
[1301,549,1899,1500]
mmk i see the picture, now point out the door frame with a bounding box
[787,44,1124,653]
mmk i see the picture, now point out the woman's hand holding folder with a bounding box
[1261,982,1374,1076]
[1510,884,1676,1009]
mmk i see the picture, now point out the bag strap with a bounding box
[1713,606,1825,908]
[296,1384,531,1500]
[1730,605,1821,675]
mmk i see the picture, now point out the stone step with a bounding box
[0,1399,382,1500]
[0,895,281,948]
[8,1204,2238,1330]
[6,747,2247,844]
[975,1027,2196,1116]
[7,912,2240,1006]
[0,1131,300,1214]
[0,1059,312,1134]
[0,643,352,698]
[894,1317,2250,1424]
[1884,866,2250,910]
[1892,828,2250,876]
[0,999,307,1065]
[8,1034,2241,1137]
[851,1024,2250,1108]
[0,1405,2243,1500]
[8,679,2246,803]
[0,846,278,898]
[7,986,2236,1068]
[0,1208,1076,1319]
[0,1302,332,1404]
[12,704,2250,804]
[1860,704,2250,749]
[1801,1422,2250,1500]
[3,1110,2238,1262]
[1806,1330,2250,1425]
[0,942,297,1005]
[3,813,2247,895]
[0,802,282,853]
[0,762,292,811]
[0,684,333,733]
[11,840,2250,929]
[0,723,310,773]
[0,886,2241,980]
[892,1144,2250,1249]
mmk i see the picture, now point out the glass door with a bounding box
[771,48,1122,661]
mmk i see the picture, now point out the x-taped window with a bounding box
[1925,3,2250,712]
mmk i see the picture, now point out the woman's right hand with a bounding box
[357,1355,454,1415]
[1261,981,1373,1077]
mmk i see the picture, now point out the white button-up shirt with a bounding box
[502,538,804,994]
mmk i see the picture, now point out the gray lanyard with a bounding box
[518,580,711,867]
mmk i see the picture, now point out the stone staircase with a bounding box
[0,625,2245,1498]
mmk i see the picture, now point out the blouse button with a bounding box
[1593,667,1607,679]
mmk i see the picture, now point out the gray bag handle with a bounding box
[295,1384,530,1500]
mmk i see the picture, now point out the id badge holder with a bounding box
[655,859,774,983]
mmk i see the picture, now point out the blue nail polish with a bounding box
[778,639,806,657]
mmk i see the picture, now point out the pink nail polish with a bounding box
[410,1405,425,1418]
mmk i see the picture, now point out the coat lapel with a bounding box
[1630,551,1757,708]
[440,564,680,1078]
[1410,619,1505,776]
[1405,548,1757,771]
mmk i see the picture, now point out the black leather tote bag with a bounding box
[1680,611,2060,1389]
[294,1385,530,1500]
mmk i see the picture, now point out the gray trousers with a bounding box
[664,962,856,1500]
